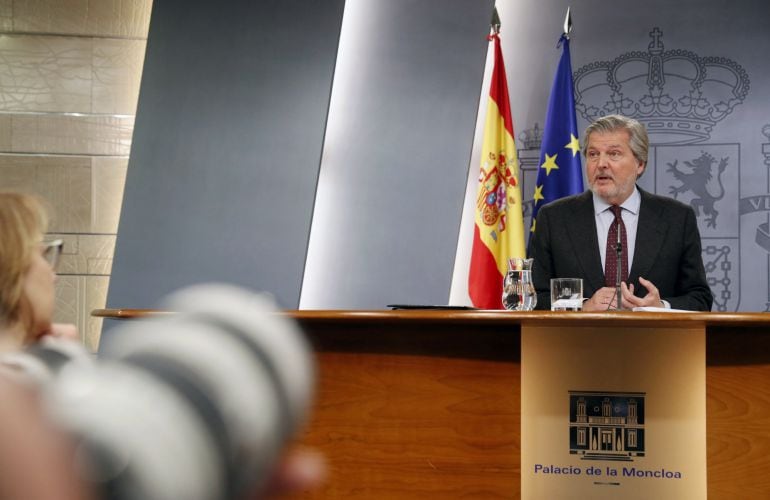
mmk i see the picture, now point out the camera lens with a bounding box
[37,284,314,500]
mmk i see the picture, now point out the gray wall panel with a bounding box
[107,0,344,311]
[301,0,495,308]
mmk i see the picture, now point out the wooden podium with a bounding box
[94,310,770,499]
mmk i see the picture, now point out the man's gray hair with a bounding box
[582,114,649,168]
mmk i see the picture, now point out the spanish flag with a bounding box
[468,31,526,309]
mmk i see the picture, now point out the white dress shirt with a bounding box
[592,187,670,308]
[593,187,641,272]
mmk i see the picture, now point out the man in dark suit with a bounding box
[529,114,713,311]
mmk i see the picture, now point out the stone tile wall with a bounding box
[0,0,152,350]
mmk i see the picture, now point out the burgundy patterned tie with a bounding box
[604,205,628,287]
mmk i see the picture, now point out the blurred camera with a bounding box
[1,284,314,500]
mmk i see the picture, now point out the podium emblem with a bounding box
[569,391,646,461]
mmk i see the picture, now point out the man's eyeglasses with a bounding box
[42,239,64,271]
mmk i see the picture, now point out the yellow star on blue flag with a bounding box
[540,153,559,175]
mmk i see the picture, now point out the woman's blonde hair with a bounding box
[0,193,49,331]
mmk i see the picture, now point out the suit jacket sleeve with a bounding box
[664,206,713,311]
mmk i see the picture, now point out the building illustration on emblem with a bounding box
[519,28,750,311]
[569,391,646,461]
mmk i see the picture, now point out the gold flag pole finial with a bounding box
[491,7,501,34]
[563,6,573,39]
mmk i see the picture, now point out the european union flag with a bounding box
[529,34,584,240]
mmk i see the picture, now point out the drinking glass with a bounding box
[550,278,583,311]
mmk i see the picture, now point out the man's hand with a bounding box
[583,287,623,311]
[621,277,664,309]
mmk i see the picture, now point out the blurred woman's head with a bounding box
[0,193,56,344]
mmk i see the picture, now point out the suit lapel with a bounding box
[629,189,667,281]
[565,192,605,292]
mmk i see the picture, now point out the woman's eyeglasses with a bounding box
[42,239,64,271]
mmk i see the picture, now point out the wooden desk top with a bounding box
[93,308,770,328]
[92,308,770,498]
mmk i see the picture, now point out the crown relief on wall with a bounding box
[519,28,751,150]
[572,27,749,145]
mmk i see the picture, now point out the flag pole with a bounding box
[491,7,501,34]
[563,7,572,39]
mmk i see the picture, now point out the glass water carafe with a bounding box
[502,258,537,311]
